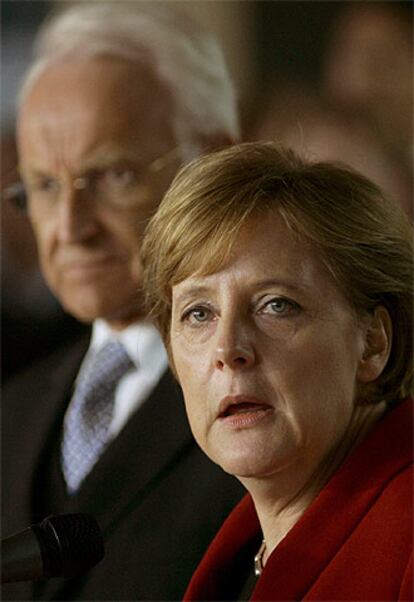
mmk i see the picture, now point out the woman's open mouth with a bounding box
[217,396,273,429]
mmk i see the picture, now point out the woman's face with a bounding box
[170,211,373,481]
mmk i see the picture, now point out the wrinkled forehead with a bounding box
[172,208,306,284]
[17,57,176,171]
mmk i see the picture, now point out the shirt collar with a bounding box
[91,319,167,371]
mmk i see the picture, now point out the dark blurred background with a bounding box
[1,1,412,381]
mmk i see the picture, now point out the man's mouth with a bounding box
[62,255,123,276]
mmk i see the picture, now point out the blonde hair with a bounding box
[142,142,413,404]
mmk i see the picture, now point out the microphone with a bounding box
[1,513,104,584]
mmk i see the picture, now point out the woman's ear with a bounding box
[357,306,392,384]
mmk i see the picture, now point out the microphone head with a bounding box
[32,513,104,578]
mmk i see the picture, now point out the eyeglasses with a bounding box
[3,146,183,214]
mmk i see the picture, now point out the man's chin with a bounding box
[61,296,144,328]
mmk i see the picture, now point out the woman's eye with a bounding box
[182,306,213,326]
[260,297,299,316]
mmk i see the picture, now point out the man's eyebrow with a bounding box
[81,147,143,169]
[18,165,49,179]
[18,149,145,178]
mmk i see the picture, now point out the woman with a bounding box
[142,142,412,600]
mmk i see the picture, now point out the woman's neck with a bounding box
[241,401,387,562]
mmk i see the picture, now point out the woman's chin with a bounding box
[209,448,285,480]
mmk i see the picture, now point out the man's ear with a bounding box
[357,306,392,384]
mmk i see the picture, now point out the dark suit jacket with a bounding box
[2,334,244,600]
[184,399,413,601]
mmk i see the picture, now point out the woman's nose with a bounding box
[213,318,255,371]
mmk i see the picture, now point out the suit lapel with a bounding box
[42,370,192,601]
[2,335,90,537]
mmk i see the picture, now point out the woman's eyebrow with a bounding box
[173,278,311,308]
[252,278,311,294]
[173,284,212,308]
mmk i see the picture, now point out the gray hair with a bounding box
[19,1,239,158]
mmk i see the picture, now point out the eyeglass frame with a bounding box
[2,145,185,214]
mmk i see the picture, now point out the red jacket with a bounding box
[184,400,413,601]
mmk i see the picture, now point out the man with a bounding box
[2,3,243,600]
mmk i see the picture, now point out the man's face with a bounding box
[17,57,179,328]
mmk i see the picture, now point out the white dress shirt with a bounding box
[67,319,169,440]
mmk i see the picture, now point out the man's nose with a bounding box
[213,316,255,371]
[56,185,99,242]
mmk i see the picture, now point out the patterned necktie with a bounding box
[61,340,134,494]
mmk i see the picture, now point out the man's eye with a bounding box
[260,297,299,316]
[103,168,139,188]
[31,178,60,195]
